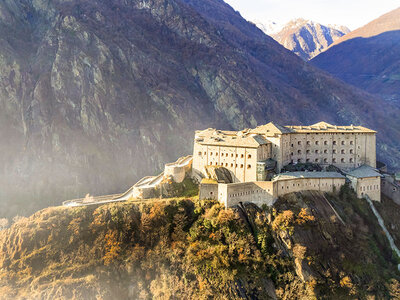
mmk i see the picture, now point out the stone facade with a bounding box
[192,128,272,183]
[200,172,346,208]
[193,122,377,183]
[347,165,382,202]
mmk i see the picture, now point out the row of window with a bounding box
[291,158,355,163]
[292,140,354,147]
[209,162,252,169]
[227,182,343,198]
[229,189,271,198]
[293,149,354,155]
[199,152,252,159]
[359,185,379,191]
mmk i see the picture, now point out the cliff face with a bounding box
[1,189,400,299]
[312,8,400,107]
[1,0,400,218]
[270,19,350,60]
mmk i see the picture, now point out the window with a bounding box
[306,150,310,154]
[248,154,252,159]
[333,141,337,145]
[341,149,345,154]
[231,153,234,157]
[333,158,336,163]
[324,141,328,145]
[297,159,301,163]
[315,150,319,154]
[341,158,345,163]
[349,158,353,163]
[341,141,345,145]
[315,141,319,145]
[350,149,353,154]
[198,151,202,156]
[240,164,244,168]
[236,154,238,157]
[307,141,310,145]
[231,163,234,167]
[247,164,251,169]
[298,150,301,154]
[225,163,228,167]
[241,154,244,158]
[291,144,294,147]
[306,159,310,162]
[298,141,301,145]
[333,150,337,154]
[204,152,206,155]
[324,158,328,163]
[350,141,354,145]
[315,158,319,163]
[324,150,328,154]
[210,152,213,156]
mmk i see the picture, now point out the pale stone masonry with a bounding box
[195,121,381,207]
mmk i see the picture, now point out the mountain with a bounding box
[311,8,400,106]
[0,0,400,219]
[270,19,350,60]
[253,20,283,35]
[1,190,400,299]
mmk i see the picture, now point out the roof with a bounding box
[194,128,270,148]
[272,171,345,181]
[251,122,293,136]
[346,165,382,179]
[285,122,376,133]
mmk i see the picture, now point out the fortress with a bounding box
[64,121,399,208]
[194,122,381,207]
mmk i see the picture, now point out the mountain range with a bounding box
[0,0,399,218]
[312,7,400,107]
[256,19,350,60]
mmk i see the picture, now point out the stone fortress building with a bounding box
[63,121,400,209]
[195,122,382,207]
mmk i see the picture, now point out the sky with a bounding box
[224,0,399,30]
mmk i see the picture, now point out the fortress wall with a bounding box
[219,181,275,208]
[164,157,192,183]
[287,132,361,169]
[275,177,345,198]
[349,176,381,202]
[199,183,218,201]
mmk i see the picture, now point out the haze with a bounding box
[225,0,399,29]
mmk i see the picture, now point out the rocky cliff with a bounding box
[1,188,400,299]
[270,19,350,60]
[1,0,399,218]
[312,8,400,107]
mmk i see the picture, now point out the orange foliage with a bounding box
[296,208,315,225]
[103,230,122,265]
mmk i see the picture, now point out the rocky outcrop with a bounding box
[271,19,350,60]
[0,0,399,219]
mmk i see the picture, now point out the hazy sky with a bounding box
[224,0,399,30]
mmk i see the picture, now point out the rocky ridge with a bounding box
[270,19,350,60]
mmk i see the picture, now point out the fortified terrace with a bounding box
[63,122,400,208]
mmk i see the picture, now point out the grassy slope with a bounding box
[0,186,400,299]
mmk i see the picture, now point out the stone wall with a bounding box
[211,174,346,208]
[192,143,271,183]
[285,132,376,170]
[348,176,381,202]
[199,183,218,201]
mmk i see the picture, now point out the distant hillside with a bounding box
[1,189,400,299]
[269,19,350,60]
[0,0,400,220]
[312,8,400,107]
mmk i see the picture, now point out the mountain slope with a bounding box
[270,19,350,60]
[0,0,400,218]
[311,8,400,106]
[1,190,400,299]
